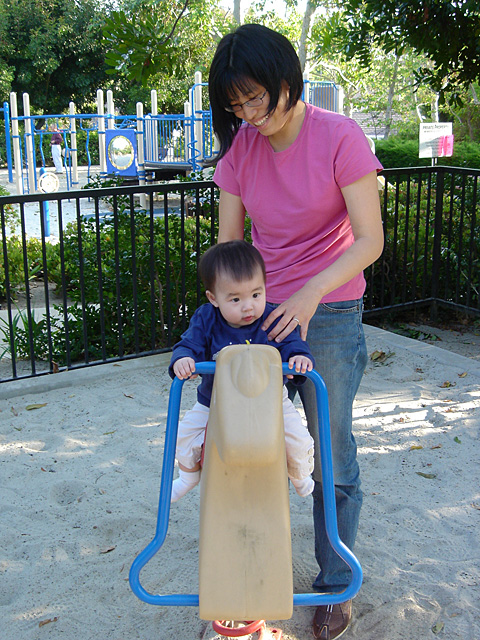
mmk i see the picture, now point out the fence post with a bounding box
[193,70,203,166]
[184,101,192,170]
[10,93,23,195]
[23,93,36,193]
[106,90,115,130]
[136,101,146,209]
[150,89,159,162]
[97,89,107,178]
[303,70,310,103]
[430,168,445,321]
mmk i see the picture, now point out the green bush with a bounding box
[367,173,479,310]
[0,233,60,301]
[43,206,216,363]
[375,138,480,170]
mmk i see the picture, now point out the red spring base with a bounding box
[212,620,282,639]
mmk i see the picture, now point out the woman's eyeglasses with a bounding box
[224,90,268,113]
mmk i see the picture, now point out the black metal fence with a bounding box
[364,166,479,320]
[1,166,479,383]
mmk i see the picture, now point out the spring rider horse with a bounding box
[129,344,362,638]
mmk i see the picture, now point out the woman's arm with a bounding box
[217,189,246,242]
[263,171,384,342]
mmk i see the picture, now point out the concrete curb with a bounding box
[0,352,172,400]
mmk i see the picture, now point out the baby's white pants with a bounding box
[175,387,314,481]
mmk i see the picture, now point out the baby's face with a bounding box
[206,268,266,328]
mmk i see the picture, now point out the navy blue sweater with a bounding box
[169,303,315,407]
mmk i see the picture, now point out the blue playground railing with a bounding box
[129,363,363,609]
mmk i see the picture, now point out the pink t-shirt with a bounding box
[214,103,383,303]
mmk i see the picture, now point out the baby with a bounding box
[169,240,315,501]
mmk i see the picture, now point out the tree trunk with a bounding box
[470,83,479,104]
[298,0,317,72]
[384,53,399,139]
[233,0,241,24]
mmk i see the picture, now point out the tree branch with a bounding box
[158,0,189,46]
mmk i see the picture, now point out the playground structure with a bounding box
[2,74,342,195]
[129,344,361,638]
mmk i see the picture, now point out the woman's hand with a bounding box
[262,283,321,342]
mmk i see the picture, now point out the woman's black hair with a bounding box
[208,24,303,163]
[199,240,266,293]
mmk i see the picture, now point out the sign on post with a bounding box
[419,123,454,160]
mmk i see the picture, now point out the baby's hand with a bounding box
[173,357,197,380]
[286,355,313,378]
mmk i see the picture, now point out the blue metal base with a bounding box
[129,362,362,607]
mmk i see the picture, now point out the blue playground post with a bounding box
[39,167,51,237]
[2,102,13,183]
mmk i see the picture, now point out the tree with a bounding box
[0,0,110,112]
[340,0,480,104]
[103,0,190,87]
[103,0,233,113]
[309,9,443,137]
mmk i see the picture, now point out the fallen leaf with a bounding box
[100,545,116,554]
[26,403,47,411]
[416,472,437,479]
[458,371,467,378]
[52,361,59,374]
[439,381,455,388]
[39,617,58,627]
[11,406,18,416]
[103,430,116,436]
[409,445,423,451]
[471,503,480,511]
[432,621,444,634]
[370,349,395,364]
[124,393,134,399]
[454,436,462,444]
[14,426,22,431]
[431,444,442,449]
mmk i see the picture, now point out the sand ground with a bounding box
[1,324,479,640]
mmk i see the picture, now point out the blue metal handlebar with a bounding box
[129,362,362,607]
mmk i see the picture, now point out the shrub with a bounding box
[0,234,60,301]
[375,138,480,170]
[41,203,216,363]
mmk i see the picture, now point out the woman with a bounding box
[209,23,384,640]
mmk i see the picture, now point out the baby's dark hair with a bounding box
[199,241,266,293]
[208,24,303,162]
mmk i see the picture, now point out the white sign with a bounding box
[419,123,454,159]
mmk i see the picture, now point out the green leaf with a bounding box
[432,621,444,634]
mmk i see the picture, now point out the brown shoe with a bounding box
[312,599,352,639]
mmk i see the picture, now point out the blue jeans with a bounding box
[284,299,367,593]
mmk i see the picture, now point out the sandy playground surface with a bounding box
[0,324,479,640]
